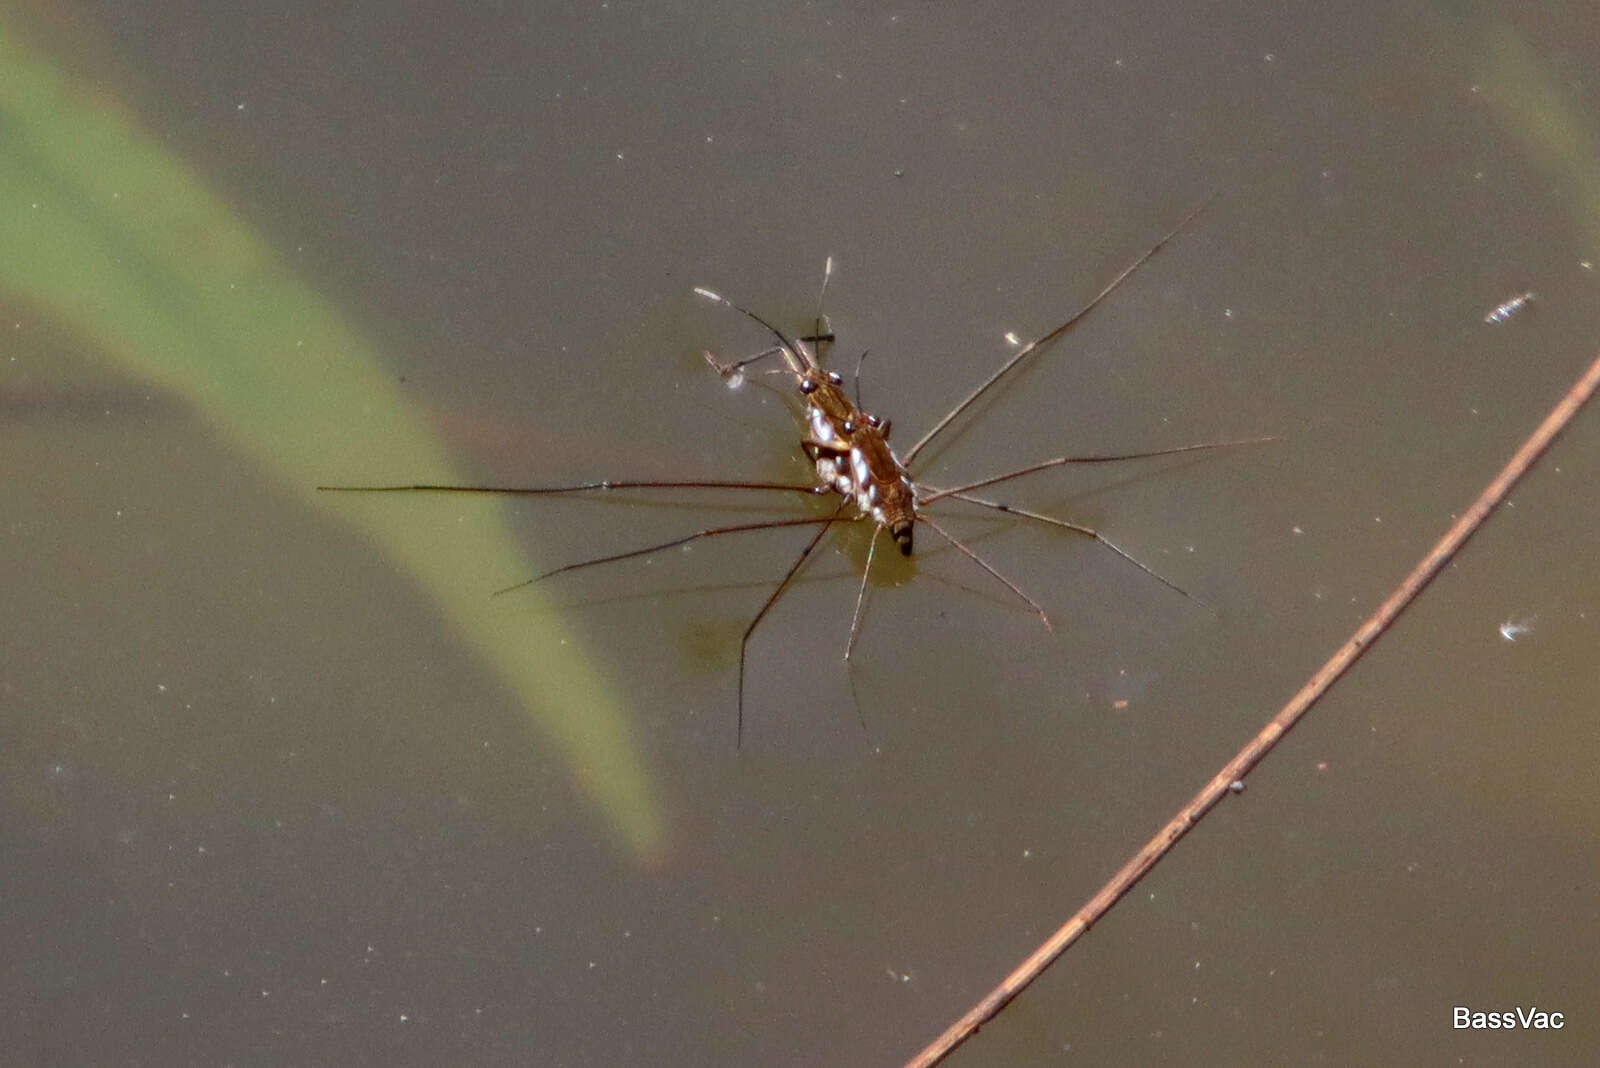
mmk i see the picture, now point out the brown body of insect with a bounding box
[695,276,919,555]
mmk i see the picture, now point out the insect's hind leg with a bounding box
[733,504,848,747]
[933,490,1216,613]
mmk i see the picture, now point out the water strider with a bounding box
[321,202,1269,742]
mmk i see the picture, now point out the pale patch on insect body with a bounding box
[808,406,845,449]
[813,454,851,495]
[850,445,873,492]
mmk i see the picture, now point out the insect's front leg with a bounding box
[703,345,791,382]
[802,438,855,497]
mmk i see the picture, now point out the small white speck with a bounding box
[1264,52,1276,62]
[1291,525,1303,535]
[1484,291,1535,324]
[1223,307,1235,319]
[1003,331,1021,346]
[1498,614,1536,642]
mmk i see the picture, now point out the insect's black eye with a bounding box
[826,371,843,386]
[866,414,881,428]
[842,420,855,434]
[800,379,818,394]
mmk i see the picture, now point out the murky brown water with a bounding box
[5,3,1599,1065]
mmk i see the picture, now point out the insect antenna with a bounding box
[852,348,871,411]
[903,196,1215,465]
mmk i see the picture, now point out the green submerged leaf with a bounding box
[0,17,664,860]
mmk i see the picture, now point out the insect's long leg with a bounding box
[493,514,838,597]
[704,345,791,379]
[736,504,849,746]
[916,435,1275,504]
[842,524,879,743]
[918,515,1053,633]
[844,524,880,662]
[903,197,1214,465]
[931,489,1214,612]
[317,479,828,496]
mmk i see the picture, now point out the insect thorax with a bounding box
[803,400,918,554]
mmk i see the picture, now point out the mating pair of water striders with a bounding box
[322,201,1269,740]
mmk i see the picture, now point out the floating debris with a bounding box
[1498,614,1536,642]
[1483,290,1535,325]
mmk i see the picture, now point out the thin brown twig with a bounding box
[902,349,1600,1068]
